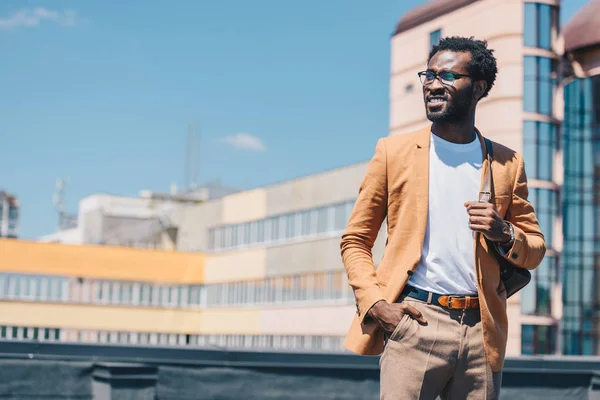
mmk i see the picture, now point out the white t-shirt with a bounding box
[408,132,482,295]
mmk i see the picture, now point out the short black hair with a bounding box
[428,36,498,98]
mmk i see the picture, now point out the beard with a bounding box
[425,84,474,123]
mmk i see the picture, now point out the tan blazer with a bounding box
[340,125,546,372]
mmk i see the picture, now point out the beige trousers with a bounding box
[379,297,502,400]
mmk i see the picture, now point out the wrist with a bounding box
[497,221,514,244]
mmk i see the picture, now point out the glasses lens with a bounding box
[423,71,435,84]
[439,72,455,85]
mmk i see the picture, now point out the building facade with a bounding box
[39,183,238,250]
[159,0,567,357]
[389,0,562,355]
[0,192,19,239]
[560,0,600,355]
[9,0,598,356]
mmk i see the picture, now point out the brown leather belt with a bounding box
[437,295,480,310]
[401,285,480,310]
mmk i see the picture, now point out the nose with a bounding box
[428,75,444,91]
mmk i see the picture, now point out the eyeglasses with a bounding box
[418,70,470,86]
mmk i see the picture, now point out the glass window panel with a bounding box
[538,143,551,180]
[301,211,311,236]
[523,56,537,113]
[223,226,232,248]
[521,282,536,315]
[521,325,534,355]
[429,29,441,49]
[317,207,328,233]
[294,212,302,237]
[249,221,257,245]
[243,223,251,246]
[538,58,553,115]
[523,3,537,47]
[208,228,215,250]
[278,216,286,241]
[285,214,295,239]
[334,203,347,231]
[256,220,265,244]
[523,121,537,178]
[219,227,226,249]
[270,217,279,242]
[231,225,238,248]
[538,4,552,50]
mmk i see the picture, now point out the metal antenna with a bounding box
[192,123,200,189]
[53,178,66,230]
[184,122,200,191]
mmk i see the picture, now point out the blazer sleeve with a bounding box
[501,153,547,270]
[340,138,388,325]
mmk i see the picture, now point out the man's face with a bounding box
[422,50,475,123]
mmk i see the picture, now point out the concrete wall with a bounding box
[264,164,368,215]
[177,200,222,253]
[179,162,384,283]
[0,300,355,337]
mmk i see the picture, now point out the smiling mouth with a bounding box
[427,97,447,107]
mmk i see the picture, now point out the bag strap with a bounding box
[479,137,494,203]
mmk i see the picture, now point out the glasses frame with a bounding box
[418,70,471,86]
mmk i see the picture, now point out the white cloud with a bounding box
[0,8,81,30]
[221,133,267,152]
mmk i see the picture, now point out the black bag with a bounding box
[482,137,531,298]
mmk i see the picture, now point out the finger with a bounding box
[465,201,494,209]
[402,304,427,324]
[469,216,493,225]
[466,208,493,217]
[469,224,489,232]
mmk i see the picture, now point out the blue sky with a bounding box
[0,0,590,239]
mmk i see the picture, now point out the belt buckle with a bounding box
[447,296,467,310]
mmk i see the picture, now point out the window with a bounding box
[218,227,226,250]
[524,56,555,115]
[206,200,358,251]
[207,228,215,250]
[249,221,257,245]
[522,325,556,355]
[523,121,557,181]
[521,256,557,316]
[561,75,600,355]
[285,214,295,239]
[243,222,251,246]
[333,203,348,231]
[317,207,329,233]
[524,3,553,50]
[429,29,441,49]
[528,188,556,248]
[231,225,238,248]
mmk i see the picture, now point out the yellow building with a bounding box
[0,239,348,351]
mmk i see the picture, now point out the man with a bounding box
[340,37,546,399]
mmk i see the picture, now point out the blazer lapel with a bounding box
[414,125,432,240]
[474,128,491,283]
[475,128,489,194]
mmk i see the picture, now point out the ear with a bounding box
[474,80,487,101]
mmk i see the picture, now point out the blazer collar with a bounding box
[416,124,486,156]
[415,124,432,149]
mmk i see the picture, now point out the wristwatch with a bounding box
[497,221,514,255]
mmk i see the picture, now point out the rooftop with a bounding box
[393,0,479,36]
[0,341,599,399]
[563,0,600,53]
